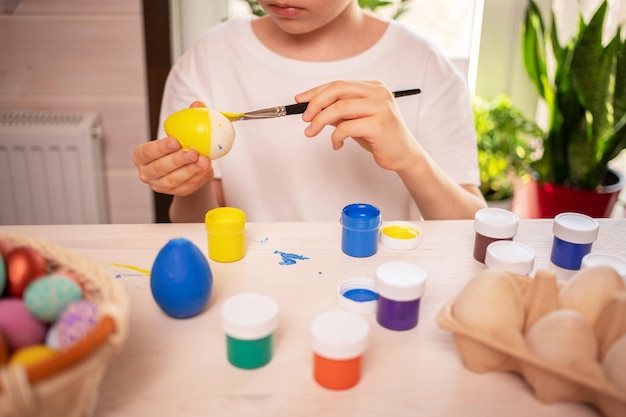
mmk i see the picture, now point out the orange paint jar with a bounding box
[310,310,370,390]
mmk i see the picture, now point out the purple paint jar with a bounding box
[551,212,599,270]
[340,203,381,258]
[375,261,427,331]
[473,208,519,263]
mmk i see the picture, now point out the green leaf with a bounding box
[571,1,612,144]
[550,13,564,60]
[522,1,548,99]
[614,29,626,130]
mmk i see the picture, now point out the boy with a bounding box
[133,0,486,222]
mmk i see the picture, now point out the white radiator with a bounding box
[0,111,109,225]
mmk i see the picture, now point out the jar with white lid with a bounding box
[581,253,626,281]
[375,261,427,331]
[310,310,370,390]
[551,212,599,270]
[221,293,279,369]
[473,208,519,263]
[485,240,536,275]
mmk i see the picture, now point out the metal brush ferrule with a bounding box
[242,106,287,120]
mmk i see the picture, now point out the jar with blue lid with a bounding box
[340,203,381,257]
[551,212,599,270]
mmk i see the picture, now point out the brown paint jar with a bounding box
[473,208,519,263]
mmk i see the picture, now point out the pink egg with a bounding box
[7,246,47,297]
[57,300,99,349]
[0,298,47,351]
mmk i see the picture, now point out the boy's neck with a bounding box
[251,10,388,62]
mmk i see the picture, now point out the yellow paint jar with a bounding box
[205,207,246,262]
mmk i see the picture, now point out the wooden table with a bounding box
[2,219,625,417]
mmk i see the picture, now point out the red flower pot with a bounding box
[511,169,624,219]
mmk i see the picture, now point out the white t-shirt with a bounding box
[158,17,479,222]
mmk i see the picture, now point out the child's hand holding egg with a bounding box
[164,107,235,160]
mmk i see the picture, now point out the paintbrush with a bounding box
[221,88,421,122]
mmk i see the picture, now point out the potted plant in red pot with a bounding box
[473,94,540,208]
[512,0,626,218]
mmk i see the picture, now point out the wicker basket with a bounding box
[0,232,129,417]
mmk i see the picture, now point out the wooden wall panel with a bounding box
[0,16,146,95]
[13,0,140,14]
[0,0,155,224]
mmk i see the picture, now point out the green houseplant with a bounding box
[516,0,626,217]
[473,95,540,203]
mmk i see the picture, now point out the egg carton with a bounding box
[0,232,129,417]
[437,266,626,417]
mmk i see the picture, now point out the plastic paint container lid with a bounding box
[375,261,427,301]
[337,278,378,314]
[553,212,599,244]
[485,240,536,275]
[581,253,626,279]
[474,207,519,239]
[221,293,279,340]
[340,203,381,230]
[379,221,422,250]
[311,310,370,360]
[205,207,246,234]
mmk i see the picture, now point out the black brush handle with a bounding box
[393,88,421,97]
[285,102,309,115]
[284,88,421,116]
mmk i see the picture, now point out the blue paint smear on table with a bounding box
[274,250,309,265]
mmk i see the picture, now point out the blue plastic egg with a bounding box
[150,238,213,318]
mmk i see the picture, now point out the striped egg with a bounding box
[24,275,83,323]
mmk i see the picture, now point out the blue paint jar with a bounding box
[340,203,381,258]
[550,212,599,270]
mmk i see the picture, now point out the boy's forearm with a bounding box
[397,152,486,220]
[169,181,221,223]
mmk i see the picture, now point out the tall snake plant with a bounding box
[522,0,626,189]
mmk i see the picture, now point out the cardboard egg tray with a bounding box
[437,269,626,417]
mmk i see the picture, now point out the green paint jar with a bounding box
[221,293,279,369]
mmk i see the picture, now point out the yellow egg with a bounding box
[9,344,56,367]
[164,107,235,160]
